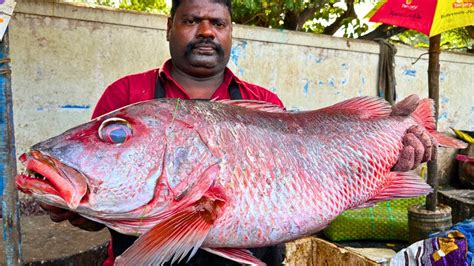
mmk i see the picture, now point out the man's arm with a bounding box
[92,78,131,118]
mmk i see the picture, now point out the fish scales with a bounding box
[176,101,406,247]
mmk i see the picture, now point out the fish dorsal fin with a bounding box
[319,96,391,119]
[391,94,420,117]
[115,187,227,266]
[217,99,286,113]
[203,248,266,265]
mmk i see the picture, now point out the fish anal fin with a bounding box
[202,247,267,266]
[115,188,227,266]
[320,96,392,119]
[362,171,432,206]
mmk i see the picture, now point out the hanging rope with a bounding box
[375,39,397,105]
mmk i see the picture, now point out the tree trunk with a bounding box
[426,34,441,211]
[323,0,356,35]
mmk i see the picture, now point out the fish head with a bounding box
[16,100,182,215]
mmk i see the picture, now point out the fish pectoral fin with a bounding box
[115,188,227,266]
[361,171,432,207]
[202,247,266,266]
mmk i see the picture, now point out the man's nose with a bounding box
[197,21,215,39]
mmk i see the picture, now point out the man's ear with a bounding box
[166,17,172,41]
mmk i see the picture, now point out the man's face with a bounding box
[167,0,232,78]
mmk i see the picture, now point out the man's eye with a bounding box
[184,19,196,25]
[214,22,225,28]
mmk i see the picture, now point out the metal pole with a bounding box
[426,34,441,211]
[0,29,22,266]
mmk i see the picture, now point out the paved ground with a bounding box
[0,215,110,265]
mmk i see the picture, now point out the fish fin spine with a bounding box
[411,98,467,149]
[320,96,391,119]
[218,99,286,113]
[410,98,436,131]
[115,188,226,266]
[362,171,432,206]
[391,94,420,116]
[202,247,267,266]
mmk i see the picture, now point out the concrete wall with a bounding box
[11,1,474,183]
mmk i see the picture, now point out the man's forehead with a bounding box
[175,0,230,18]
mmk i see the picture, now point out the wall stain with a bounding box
[60,105,90,110]
[303,80,310,96]
[36,105,91,111]
[230,41,248,76]
[440,72,447,82]
[439,96,449,121]
[328,78,336,88]
[402,69,417,77]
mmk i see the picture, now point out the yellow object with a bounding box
[430,1,474,37]
[368,0,474,37]
[432,231,466,262]
[451,128,474,144]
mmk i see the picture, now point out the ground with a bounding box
[0,215,109,265]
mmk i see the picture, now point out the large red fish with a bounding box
[16,95,466,265]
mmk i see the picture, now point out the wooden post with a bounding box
[0,29,22,266]
[426,34,441,211]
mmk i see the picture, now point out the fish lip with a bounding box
[16,150,89,210]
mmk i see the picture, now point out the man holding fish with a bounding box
[38,0,436,265]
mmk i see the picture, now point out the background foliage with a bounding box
[71,0,473,52]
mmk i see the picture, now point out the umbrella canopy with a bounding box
[367,0,473,212]
[367,0,474,36]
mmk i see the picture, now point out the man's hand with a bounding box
[392,125,438,171]
[39,202,105,231]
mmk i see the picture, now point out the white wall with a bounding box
[11,0,474,182]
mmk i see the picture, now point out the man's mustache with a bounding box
[185,39,224,56]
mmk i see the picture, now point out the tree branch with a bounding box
[358,24,408,40]
[323,0,356,35]
[283,7,318,31]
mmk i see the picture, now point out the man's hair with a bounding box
[170,0,232,18]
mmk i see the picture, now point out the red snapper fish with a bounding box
[16,95,466,265]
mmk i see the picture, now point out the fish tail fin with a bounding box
[398,95,467,149]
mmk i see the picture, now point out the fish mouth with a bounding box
[15,150,88,210]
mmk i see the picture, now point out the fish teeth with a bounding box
[25,169,46,180]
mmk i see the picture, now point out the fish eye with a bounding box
[98,118,133,144]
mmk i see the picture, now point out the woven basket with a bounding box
[323,197,426,241]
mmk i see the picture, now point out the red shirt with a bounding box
[92,59,284,119]
[97,59,284,266]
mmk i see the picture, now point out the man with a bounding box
[40,0,436,265]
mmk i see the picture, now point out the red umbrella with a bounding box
[368,0,474,211]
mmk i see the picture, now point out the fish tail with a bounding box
[409,97,467,149]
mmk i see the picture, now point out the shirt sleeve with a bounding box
[265,93,285,108]
[91,78,130,119]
